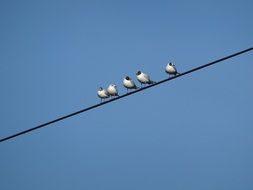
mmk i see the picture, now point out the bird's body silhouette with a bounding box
[107,84,119,98]
[123,76,138,92]
[97,87,109,102]
[165,62,180,77]
[136,71,155,87]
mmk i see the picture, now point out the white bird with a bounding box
[107,84,119,98]
[165,62,180,77]
[123,76,138,92]
[136,71,155,87]
[97,87,109,102]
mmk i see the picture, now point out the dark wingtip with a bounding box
[148,80,156,84]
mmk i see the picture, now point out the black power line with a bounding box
[1,47,252,143]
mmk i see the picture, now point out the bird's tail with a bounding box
[149,80,156,84]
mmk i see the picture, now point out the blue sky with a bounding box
[0,0,253,189]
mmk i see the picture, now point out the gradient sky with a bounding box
[1,0,253,189]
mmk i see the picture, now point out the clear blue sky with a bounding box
[1,0,253,189]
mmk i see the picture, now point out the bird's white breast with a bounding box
[98,90,109,98]
[123,78,134,88]
[137,73,149,83]
[166,64,177,74]
[107,85,117,95]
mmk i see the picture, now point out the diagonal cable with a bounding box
[1,47,252,143]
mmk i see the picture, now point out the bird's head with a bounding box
[110,84,116,88]
[136,71,141,75]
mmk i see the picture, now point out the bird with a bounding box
[123,76,138,92]
[165,62,180,77]
[97,87,110,103]
[136,71,155,87]
[107,84,119,98]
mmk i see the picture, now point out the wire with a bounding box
[1,47,252,143]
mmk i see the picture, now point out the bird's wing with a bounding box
[104,90,110,96]
[143,73,150,81]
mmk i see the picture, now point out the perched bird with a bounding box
[97,87,109,102]
[107,84,119,98]
[136,71,155,87]
[123,76,138,92]
[165,62,180,77]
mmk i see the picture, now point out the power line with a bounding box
[1,47,252,143]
